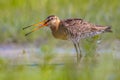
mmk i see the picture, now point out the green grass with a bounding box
[0,53,120,80]
[0,0,120,43]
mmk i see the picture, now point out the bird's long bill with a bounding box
[23,20,47,36]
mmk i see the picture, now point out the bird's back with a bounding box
[59,18,111,42]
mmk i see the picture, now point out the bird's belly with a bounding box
[52,31,67,40]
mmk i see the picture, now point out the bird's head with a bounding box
[45,15,60,27]
[23,15,60,36]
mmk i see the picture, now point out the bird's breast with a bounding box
[50,26,68,40]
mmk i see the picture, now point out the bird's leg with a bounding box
[77,42,82,60]
[73,42,79,63]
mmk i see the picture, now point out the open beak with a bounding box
[23,20,47,36]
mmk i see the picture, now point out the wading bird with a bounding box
[23,15,112,62]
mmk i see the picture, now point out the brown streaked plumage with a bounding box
[23,15,112,63]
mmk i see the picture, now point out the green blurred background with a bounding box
[0,0,120,80]
[0,0,120,43]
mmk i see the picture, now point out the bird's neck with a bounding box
[50,20,61,32]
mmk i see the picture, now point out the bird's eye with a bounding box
[50,17,54,20]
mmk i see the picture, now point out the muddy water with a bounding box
[0,40,120,64]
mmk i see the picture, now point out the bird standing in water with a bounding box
[23,15,112,62]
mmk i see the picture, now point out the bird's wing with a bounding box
[62,18,94,34]
[61,18,104,41]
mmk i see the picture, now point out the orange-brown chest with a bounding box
[50,26,67,40]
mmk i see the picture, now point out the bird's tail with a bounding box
[105,26,112,32]
[95,25,112,33]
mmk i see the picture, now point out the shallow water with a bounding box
[0,40,120,64]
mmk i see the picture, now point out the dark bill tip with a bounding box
[23,25,32,30]
[25,31,33,36]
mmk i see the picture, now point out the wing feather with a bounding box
[60,19,104,42]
